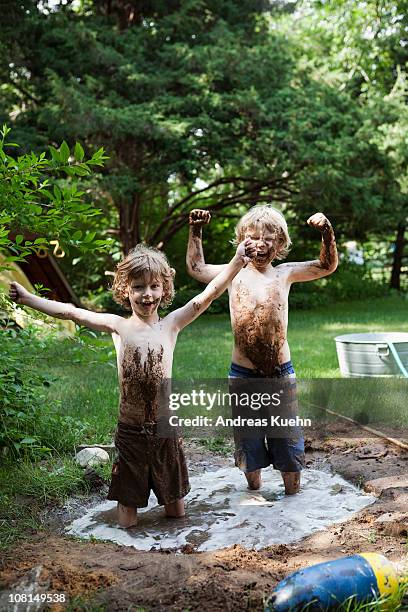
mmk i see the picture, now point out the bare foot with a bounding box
[164,499,185,518]
[117,503,137,528]
[245,469,262,490]
[281,471,301,495]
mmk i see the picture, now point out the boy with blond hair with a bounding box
[10,238,255,528]
[186,206,338,494]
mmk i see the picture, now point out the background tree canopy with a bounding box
[1,0,407,294]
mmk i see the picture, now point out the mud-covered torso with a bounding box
[229,266,291,376]
[112,319,175,426]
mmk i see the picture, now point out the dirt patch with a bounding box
[1,431,407,611]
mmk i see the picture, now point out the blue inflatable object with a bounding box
[265,552,398,611]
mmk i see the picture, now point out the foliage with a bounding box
[274,0,407,285]
[0,125,110,268]
[0,1,400,258]
[290,262,387,310]
[0,319,91,461]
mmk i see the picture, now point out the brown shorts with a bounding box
[107,422,190,508]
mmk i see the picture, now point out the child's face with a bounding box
[127,273,164,318]
[244,223,279,267]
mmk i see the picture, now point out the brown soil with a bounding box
[1,426,407,611]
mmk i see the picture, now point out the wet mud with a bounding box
[318,223,337,271]
[232,284,286,377]
[189,224,205,274]
[120,345,164,425]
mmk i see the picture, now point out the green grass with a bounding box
[0,457,91,553]
[174,295,408,378]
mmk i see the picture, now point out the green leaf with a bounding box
[59,141,70,163]
[84,231,96,243]
[53,185,61,200]
[15,235,24,245]
[49,146,61,162]
[71,164,91,176]
[74,141,85,162]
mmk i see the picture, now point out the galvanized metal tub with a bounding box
[335,333,408,378]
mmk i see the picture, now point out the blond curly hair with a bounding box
[234,205,291,261]
[112,244,175,310]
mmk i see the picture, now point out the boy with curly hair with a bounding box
[10,238,255,528]
[186,205,338,495]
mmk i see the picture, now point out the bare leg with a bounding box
[164,498,185,518]
[245,469,262,490]
[281,471,301,495]
[117,503,137,528]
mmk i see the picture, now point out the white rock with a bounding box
[75,447,110,468]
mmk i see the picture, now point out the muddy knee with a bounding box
[281,471,300,495]
[245,470,262,490]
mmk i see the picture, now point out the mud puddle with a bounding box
[67,463,374,551]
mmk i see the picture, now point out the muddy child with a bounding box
[186,206,338,494]
[9,238,255,528]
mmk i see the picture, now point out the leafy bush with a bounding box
[0,322,90,461]
[290,261,386,310]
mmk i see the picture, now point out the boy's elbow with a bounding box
[324,260,338,276]
[329,257,339,273]
[186,259,196,278]
[191,295,212,314]
[187,260,204,281]
[61,303,77,321]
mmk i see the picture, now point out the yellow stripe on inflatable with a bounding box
[359,553,398,598]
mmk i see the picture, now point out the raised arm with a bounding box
[186,209,227,283]
[282,213,338,283]
[9,282,121,334]
[171,239,255,331]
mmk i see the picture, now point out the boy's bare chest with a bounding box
[113,322,175,374]
[230,273,289,312]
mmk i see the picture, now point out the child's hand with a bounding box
[307,213,332,232]
[189,209,211,226]
[9,281,30,304]
[236,238,257,265]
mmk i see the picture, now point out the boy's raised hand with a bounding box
[9,281,30,304]
[307,212,332,232]
[189,209,211,226]
[236,238,257,266]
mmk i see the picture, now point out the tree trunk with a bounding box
[119,193,141,254]
[390,222,406,290]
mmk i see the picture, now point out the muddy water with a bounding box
[67,465,374,552]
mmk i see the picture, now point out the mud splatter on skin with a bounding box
[233,284,286,377]
[189,226,204,273]
[191,224,203,239]
[120,345,164,425]
[314,222,337,271]
[251,246,276,270]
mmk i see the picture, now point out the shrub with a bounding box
[289,262,386,310]
[0,322,90,461]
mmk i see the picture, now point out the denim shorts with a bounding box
[229,361,305,474]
